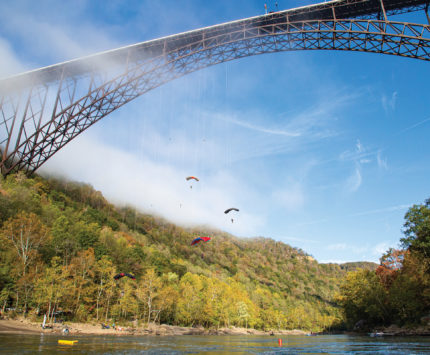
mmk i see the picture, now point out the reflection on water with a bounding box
[1,333,430,354]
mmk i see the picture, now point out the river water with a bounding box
[1,333,430,354]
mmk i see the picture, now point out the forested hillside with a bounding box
[0,172,371,331]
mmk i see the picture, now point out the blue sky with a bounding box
[1,0,429,263]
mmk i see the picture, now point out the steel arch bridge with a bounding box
[1,0,430,176]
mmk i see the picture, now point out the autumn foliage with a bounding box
[337,200,430,329]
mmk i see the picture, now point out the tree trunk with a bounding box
[105,298,110,322]
[50,302,57,324]
[96,279,103,321]
[15,291,19,310]
[147,297,152,324]
[47,300,52,324]
[75,289,81,315]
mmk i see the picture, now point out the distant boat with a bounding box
[369,332,384,337]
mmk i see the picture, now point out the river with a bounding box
[1,333,430,354]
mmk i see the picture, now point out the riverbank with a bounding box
[0,317,308,336]
[373,324,430,336]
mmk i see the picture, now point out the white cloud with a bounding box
[377,150,388,170]
[345,164,362,192]
[397,116,430,135]
[326,243,348,251]
[381,91,397,114]
[356,139,364,153]
[349,204,410,217]
[372,242,390,258]
[0,37,27,78]
[41,133,265,236]
[221,116,300,137]
[0,2,124,76]
[279,235,319,243]
[340,139,372,163]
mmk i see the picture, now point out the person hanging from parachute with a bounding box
[190,236,211,245]
[114,273,136,299]
[186,176,199,189]
[224,207,239,223]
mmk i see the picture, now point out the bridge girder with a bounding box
[1,1,430,175]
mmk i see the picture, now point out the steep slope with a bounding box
[0,172,375,330]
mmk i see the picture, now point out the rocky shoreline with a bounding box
[2,317,429,337]
[370,324,430,337]
[0,317,307,336]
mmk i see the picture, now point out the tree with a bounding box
[151,273,179,324]
[375,248,406,289]
[4,172,42,216]
[1,212,47,277]
[34,256,69,323]
[176,273,204,326]
[94,256,116,321]
[77,222,100,250]
[401,198,430,259]
[236,301,250,328]
[113,281,137,321]
[136,269,162,324]
[50,215,78,265]
[67,248,96,317]
[1,212,47,313]
[336,269,389,328]
[388,251,430,324]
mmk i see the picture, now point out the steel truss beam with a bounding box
[1,3,430,175]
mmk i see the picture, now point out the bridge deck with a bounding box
[0,0,428,90]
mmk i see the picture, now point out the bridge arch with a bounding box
[1,11,429,175]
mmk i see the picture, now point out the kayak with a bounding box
[58,340,78,345]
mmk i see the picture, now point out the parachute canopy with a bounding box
[186,176,199,181]
[114,273,136,280]
[224,208,239,214]
[191,236,211,246]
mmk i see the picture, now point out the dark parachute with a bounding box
[224,208,239,214]
[224,208,239,223]
[114,273,136,280]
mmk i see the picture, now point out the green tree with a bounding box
[1,212,48,312]
[34,256,69,323]
[1,212,48,277]
[77,221,100,249]
[94,256,116,321]
[401,198,430,259]
[336,269,389,328]
[388,251,430,324]
[136,269,162,324]
[176,273,204,326]
[67,248,96,317]
[50,215,78,265]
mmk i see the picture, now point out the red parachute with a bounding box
[191,236,211,246]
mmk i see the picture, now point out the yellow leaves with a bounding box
[34,256,71,310]
[1,211,48,275]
